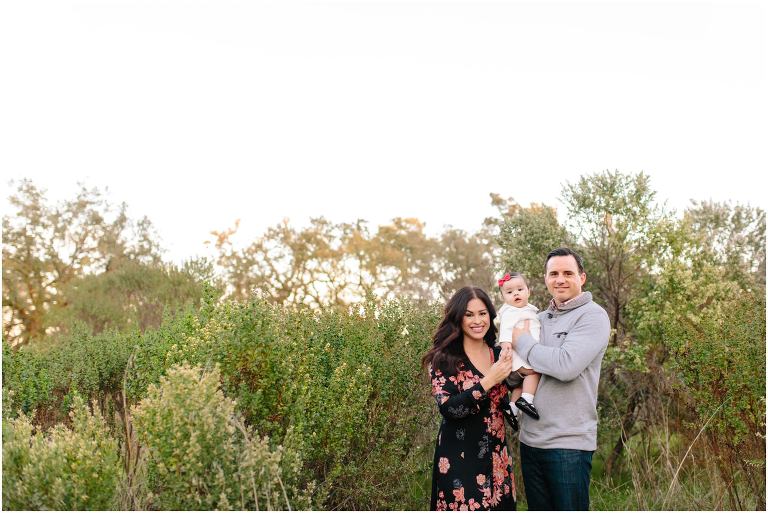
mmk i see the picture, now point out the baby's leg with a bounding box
[517,373,541,420]
[506,385,523,419]
[510,385,523,403]
[522,372,541,395]
[500,391,520,431]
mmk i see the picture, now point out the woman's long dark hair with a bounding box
[421,286,497,374]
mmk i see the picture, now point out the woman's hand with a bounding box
[480,357,514,392]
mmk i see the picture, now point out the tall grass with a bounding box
[592,400,764,511]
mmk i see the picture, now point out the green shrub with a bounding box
[2,394,122,510]
[7,294,443,510]
[2,328,136,423]
[123,297,440,509]
[2,341,55,416]
[664,290,766,509]
[131,364,313,510]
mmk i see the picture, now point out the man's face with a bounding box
[545,255,586,304]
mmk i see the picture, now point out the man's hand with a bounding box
[512,319,531,347]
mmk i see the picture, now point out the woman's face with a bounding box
[462,298,490,342]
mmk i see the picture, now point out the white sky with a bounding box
[2,0,766,265]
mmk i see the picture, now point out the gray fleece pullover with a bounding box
[515,291,610,451]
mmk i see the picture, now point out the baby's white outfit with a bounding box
[496,303,541,371]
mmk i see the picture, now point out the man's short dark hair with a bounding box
[545,247,585,274]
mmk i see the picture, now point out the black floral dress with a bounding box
[429,345,516,511]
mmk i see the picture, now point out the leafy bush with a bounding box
[123,296,440,509]
[2,394,122,510]
[2,340,55,416]
[131,364,312,510]
[664,290,766,509]
[2,328,136,424]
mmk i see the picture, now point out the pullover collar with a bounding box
[548,292,592,313]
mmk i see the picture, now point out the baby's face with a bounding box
[501,277,530,307]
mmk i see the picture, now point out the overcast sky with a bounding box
[2,0,766,264]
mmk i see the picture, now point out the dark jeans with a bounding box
[520,443,593,511]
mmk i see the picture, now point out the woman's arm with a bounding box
[431,367,486,420]
[430,359,513,420]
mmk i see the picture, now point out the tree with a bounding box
[628,226,766,509]
[209,217,361,307]
[339,220,389,300]
[435,227,496,301]
[368,218,440,302]
[2,180,161,345]
[682,200,765,293]
[210,216,449,307]
[493,194,570,306]
[561,170,668,344]
[50,259,216,334]
[560,171,677,477]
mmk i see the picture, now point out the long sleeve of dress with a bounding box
[430,365,489,420]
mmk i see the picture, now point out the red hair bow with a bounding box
[498,273,512,287]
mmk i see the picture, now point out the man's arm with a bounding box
[515,308,610,382]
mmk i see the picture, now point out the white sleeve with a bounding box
[497,309,517,343]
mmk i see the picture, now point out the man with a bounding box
[510,247,610,510]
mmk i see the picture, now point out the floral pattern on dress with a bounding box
[429,346,516,511]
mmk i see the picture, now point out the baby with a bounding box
[496,272,541,431]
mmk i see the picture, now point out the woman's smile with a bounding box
[462,298,490,341]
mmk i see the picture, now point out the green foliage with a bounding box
[683,200,766,292]
[560,170,670,336]
[131,364,313,510]
[493,195,569,306]
[609,199,766,507]
[2,340,55,416]
[52,259,214,334]
[4,173,765,510]
[2,394,122,510]
[591,416,766,510]
[666,290,765,448]
[3,328,136,422]
[122,296,440,509]
[561,170,660,244]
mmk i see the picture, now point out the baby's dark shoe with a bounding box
[515,397,540,420]
[501,403,519,431]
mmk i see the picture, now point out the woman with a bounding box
[422,286,517,511]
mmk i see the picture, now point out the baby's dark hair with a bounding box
[498,271,528,289]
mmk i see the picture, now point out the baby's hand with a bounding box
[499,342,513,361]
